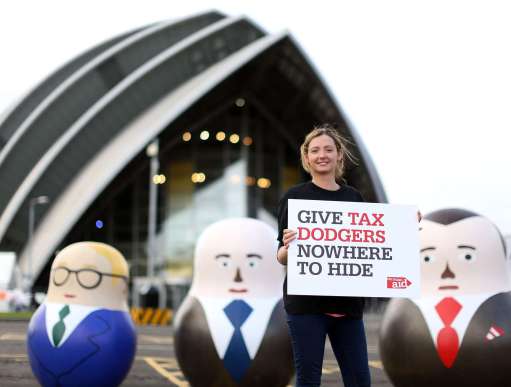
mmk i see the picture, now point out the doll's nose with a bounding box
[441,263,455,279]
[234,267,243,282]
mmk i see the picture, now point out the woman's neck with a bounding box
[312,175,339,191]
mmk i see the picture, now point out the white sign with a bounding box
[287,199,420,298]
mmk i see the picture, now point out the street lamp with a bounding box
[146,139,159,278]
[27,195,50,291]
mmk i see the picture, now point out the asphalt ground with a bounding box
[0,314,392,386]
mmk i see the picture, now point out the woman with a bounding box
[277,125,371,387]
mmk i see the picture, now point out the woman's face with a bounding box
[305,134,341,178]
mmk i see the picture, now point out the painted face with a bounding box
[419,217,509,296]
[46,242,129,311]
[305,135,341,177]
[190,218,284,299]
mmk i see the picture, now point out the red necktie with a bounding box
[435,297,462,368]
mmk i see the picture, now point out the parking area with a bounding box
[0,314,392,386]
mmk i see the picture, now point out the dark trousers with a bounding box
[286,313,371,387]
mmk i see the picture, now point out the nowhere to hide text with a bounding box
[288,199,420,297]
[295,210,392,277]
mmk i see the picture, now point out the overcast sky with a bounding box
[1,0,510,234]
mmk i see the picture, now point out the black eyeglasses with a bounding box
[52,267,128,289]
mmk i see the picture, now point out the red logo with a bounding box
[486,325,505,341]
[387,276,412,289]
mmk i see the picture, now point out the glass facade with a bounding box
[0,16,386,302]
[60,97,304,281]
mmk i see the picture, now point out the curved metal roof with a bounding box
[0,24,148,149]
[0,12,386,285]
[0,11,225,242]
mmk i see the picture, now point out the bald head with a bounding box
[424,208,506,256]
[419,209,510,296]
[46,242,129,311]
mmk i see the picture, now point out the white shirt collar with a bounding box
[411,292,499,347]
[196,296,280,359]
[45,302,100,347]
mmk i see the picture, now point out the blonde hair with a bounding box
[90,243,129,283]
[300,124,356,182]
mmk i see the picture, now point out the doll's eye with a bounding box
[247,260,259,269]
[458,251,476,262]
[422,254,435,263]
[246,254,261,268]
[217,258,231,268]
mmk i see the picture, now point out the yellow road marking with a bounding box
[0,333,26,341]
[0,332,176,343]
[322,359,339,374]
[0,354,27,359]
[144,357,189,386]
[137,356,172,364]
[157,362,176,368]
[322,359,383,373]
[139,334,173,344]
[0,354,164,361]
[369,360,383,369]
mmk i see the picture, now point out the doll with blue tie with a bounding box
[174,218,294,386]
[27,242,136,387]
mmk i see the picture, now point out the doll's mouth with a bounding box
[64,294,76,298]
[229,288,248,293]
[438,285,459,290]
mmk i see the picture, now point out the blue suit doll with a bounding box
[27,242,136,387]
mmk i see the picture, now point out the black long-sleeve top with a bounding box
[277,181,366,318]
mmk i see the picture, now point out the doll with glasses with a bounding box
[27,242,136,387]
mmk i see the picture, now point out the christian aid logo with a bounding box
[387,276,412,289]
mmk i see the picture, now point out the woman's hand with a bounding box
[277,229,297,265]
[283,229,297,248]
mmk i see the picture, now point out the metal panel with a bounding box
[0,12,225,241]
[0,25,147,147]
[18,32,287,283]
[0,16,263,247]
[3,16,386,288]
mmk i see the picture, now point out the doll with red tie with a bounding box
[379,208,511,387]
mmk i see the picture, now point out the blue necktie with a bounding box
[223,299,253,382]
